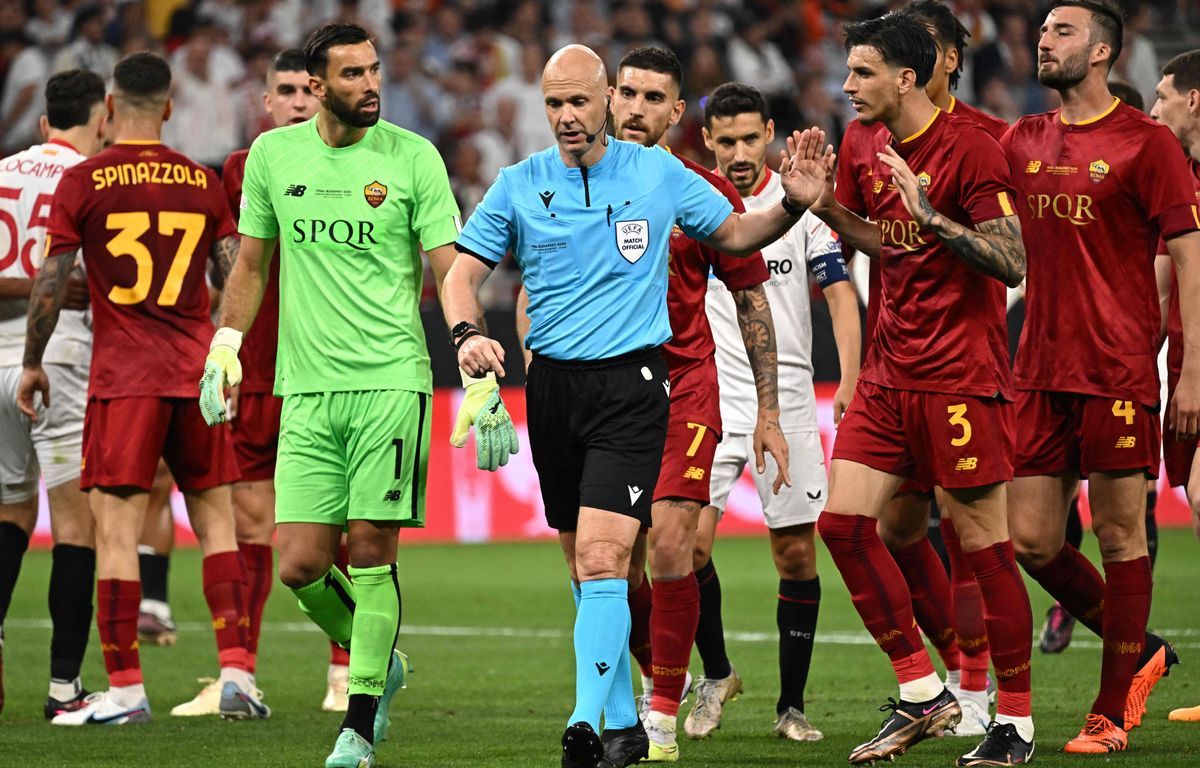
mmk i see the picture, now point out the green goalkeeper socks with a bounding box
[292,566,355,648]
[346,563,401,697]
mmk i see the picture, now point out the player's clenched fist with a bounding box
[451,370,518,471]
[199,327,243,426]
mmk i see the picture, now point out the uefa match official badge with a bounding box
[615,219,649,264]
[1088,160,1109,184]
[364,180,387,208]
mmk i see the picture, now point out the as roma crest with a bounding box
[1088,160,1109,184]
[364,180,387,208]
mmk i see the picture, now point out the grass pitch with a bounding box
[2,531,1199,767]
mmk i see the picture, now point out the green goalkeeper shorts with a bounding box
[275,389,430,527]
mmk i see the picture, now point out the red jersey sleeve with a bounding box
[44,167,87,258]
[207,169,238,242]
[1134,125,1200,242]
[956,128,1017,225]
[221,151,247,221]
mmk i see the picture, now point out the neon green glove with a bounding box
[199,327,243,426]
[451,370,519,471]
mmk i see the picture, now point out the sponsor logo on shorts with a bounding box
[683,466,706,480]
[1115,436,1137,448]
[955,457,979,471]
[382,489,403,502]
[806,490,822,500]
[628,485,644,505]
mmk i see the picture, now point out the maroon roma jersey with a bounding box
[663,152,768,429]
[1165,157,1200,386]
[46,141,237,398]
[948,96,1009,141]
[849,109,1016,398]
[1003,100,1200,405]
[222,149,280,395]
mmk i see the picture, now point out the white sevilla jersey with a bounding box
[706,168,842,434]
[0,140,91,367]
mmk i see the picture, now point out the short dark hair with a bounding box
[902,0,969,90]
[1163,49,1200,94]
[44,69,106,130]
[1106,79,1144,112]
[112,51,172,110]
[618,46,683,90]
[704,82,769,127]
[844,12,937,88]
[1048,0,1125,68]
[271,48,307,74]
[304,23,371,77]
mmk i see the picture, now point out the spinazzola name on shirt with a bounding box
[91,162,209,191]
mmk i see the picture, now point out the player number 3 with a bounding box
[947,403,972,447]
[104,211,204,306]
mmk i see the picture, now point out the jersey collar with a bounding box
[46,138,79,153]
[751,167,773,197]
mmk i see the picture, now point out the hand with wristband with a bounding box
[450,321,519,470]
[199,326,243,426]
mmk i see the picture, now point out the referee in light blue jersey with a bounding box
[441,44,821,768]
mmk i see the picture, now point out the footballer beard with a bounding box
[325,89,380,129]
[618,117,666,148]
[725,158,763,197]
[1038,49,1089,91]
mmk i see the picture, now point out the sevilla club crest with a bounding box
[364,180,387,208]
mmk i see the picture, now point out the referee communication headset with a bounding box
[584,96,612,145]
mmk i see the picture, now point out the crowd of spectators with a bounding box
[1,0,1196,309]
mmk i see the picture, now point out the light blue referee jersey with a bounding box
[457,139,734,360]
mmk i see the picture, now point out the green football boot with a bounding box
[325,729,375,768]
[373,649,411,743]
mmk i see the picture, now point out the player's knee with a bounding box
[1091,517,1143,562]
[278,558,326,589]
[1011,532,1053,571]
[771,525,817,580]
[576,541,630,582]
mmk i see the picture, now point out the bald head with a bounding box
[542,44,612,165]
[543,45,607,93]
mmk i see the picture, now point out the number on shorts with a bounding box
[947,403,972,447]
[685,422,708,457]
[104,211,204,305]
[1112,399,1135,426]
[392,438,404,480]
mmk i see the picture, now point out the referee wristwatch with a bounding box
[451,321,482,349]
[781,196,806,217]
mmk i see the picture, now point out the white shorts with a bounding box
[708,430,828,529]
[0,363,87,501]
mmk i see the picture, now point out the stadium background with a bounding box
[3,0,1200,542]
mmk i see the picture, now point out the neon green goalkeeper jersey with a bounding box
[238,118,461,396]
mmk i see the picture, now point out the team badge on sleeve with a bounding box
[615,219,649,264]
[364,180,387,208]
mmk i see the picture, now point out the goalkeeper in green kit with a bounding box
[197,23,517,768]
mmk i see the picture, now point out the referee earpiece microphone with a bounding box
[584,97,612,145]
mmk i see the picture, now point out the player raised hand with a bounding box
[198,327,243,426]
[778,128,836,212]
[450,369,519,471]
[877,145,937,229]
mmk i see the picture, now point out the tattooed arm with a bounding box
[731,283,791,493]
[16,250,77,419]
[878,145,1026,288]
[211,235,239,282]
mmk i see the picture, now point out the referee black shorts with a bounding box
[526,347,670,531]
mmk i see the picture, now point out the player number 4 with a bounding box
[947,403,972,447]
[105,211,204,306]
[1112,400,1135,426]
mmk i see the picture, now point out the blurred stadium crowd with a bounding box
[2,0,1198,312]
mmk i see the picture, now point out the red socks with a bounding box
[892,537,960,672]
[629,575,653,679]
[1028,544,1105,635]
[238,543,273,672]
[98,579,143,687]
[941,519,990,690]
[329,543,351,665]
[1093,557,1152,723]
[818,513,935,683]
[965,540,1032,717]
[202,551,251,671]
[648,574,699,716]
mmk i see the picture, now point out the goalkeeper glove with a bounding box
[450,369,518,471]
[199,327,243,426]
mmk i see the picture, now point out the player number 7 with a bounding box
[105,211,204,306]
[685,422,708,457]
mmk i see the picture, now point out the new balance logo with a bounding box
[539,189,555,208]
[628,485,644,505]
[382,490,403,502]
[284,184,307,197]
[683,466,705,480]
[955,457,979,471]
[595,661,610,676]
[1115,436,1136,448]
[1025,160,1042,174]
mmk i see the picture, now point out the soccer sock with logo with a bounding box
[694,558,732,680]
[649,573,700,717]
[777,577,819,714]
[237,543,273,673]
[817,513,938,697]
[892,537,960,673]
[1145,491,1158,571]
[293,565,356,648]
[330,543,352,667]
[628,573,653,681]
[49,544,95,684]
[965,541,1032,721]
[342,564,401,742]
[1093,557,1152,724]
[97,578,143,688]
[0,522,29,627]
[1027,543,1104,635]
[571,581,638,729]
[940,520,989,692]
[202,551,251,673]
[137,545,170,604]
[569,578,631,731]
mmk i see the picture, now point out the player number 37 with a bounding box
[104,211,204,306]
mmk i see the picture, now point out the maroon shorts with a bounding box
[654,419,720,504]
[832,380,1014,489]
[82,396,240,492]
[1014,390,1160,478]
[231,391,282,483]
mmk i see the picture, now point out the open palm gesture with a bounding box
[778,128,837,211]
